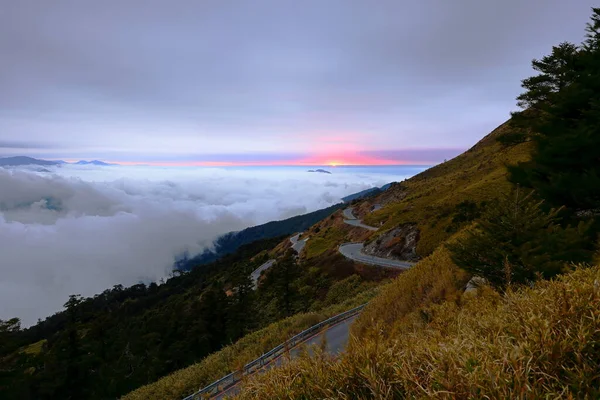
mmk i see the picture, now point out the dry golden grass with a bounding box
[19,339,46,355]
[122,288,379,400]
[294,120,532,262]
[362,120,532,256]
[352,245,470,337]
[303,216,358,260]
[236,265,600,399]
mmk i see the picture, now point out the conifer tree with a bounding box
[509,9,600,212]
[448,189,589,290]
[515,42,580,110]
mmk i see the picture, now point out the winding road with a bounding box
[201,207,415,399]
[342,207,379,231]
[249,233,308,289]
[340,208,416,270]
[250,260,276,289]
[290,233,308,253]
[339,243,414,270]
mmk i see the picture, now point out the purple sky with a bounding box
[0,1,596,165]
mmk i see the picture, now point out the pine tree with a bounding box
[583,7,600,51]
[509,9,600,213]
[447,189,590,290]
[226,272,255,341]
[260,250,302,318]
[515,42,580,110]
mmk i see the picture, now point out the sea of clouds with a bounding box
[0,164,422,325]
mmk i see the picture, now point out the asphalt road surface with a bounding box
[342,207,358,220]
[250,259,275,289]
[290,233,308,253]
[213,314,359,399]
[342,207,379,231]
[339,243,414,270]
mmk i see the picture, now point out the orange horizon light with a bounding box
[57,154,433,167]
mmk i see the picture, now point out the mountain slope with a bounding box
[0,120,535,400]
[177,203,345,269]
[119,118,535,400]
[299,119,532,261]
[236,264,600,399]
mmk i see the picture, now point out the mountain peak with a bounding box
[75,160,114,166]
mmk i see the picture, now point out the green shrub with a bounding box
[447,189,590,290]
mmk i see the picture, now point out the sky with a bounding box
[0,1,596,165]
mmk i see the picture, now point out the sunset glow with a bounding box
[69,154,434,167]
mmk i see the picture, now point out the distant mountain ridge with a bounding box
[0,156,62,166]
[0,156,116,166]
[341,182,394,202]
[176,203,345,270]
[75,160,115,166]
[176,182,395,270]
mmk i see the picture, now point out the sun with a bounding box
[328,161,342,167]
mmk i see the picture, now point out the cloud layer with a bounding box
[0,164,420,325]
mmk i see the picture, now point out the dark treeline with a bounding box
[178,203,345,269]
[0,237,277,399]
[0,234,373,399]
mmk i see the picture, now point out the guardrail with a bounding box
[182,304,366,400]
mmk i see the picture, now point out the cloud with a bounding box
[0,164,419,325]
[0,1,596,158]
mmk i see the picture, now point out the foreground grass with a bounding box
[122,288,379,400]
[352,245,469,337]
[237,265,600,399]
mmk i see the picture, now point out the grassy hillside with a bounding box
[363,120,532,256]
[119,119,534,399]
[178,203,344,269]
[300,119,532,260]
[236,264,600,399]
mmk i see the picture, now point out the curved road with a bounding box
[342,207,379,231]
[249,233,308,289]
[339,243,414,270]
[290,233,308,253]
[213,314,359,399]
[340,208,415,270]
[250,260,276,289]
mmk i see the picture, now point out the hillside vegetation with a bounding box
[363,121,532,256]
[4,9,600,400]
[123,287,378,400]
[297,120,532,263]
[229,9,600,399]
[0,232,389,399]
[237,265,600,399]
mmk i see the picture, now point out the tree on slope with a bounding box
[514,42,580,110]
[447,189,589,291]
[509,9,600,212]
